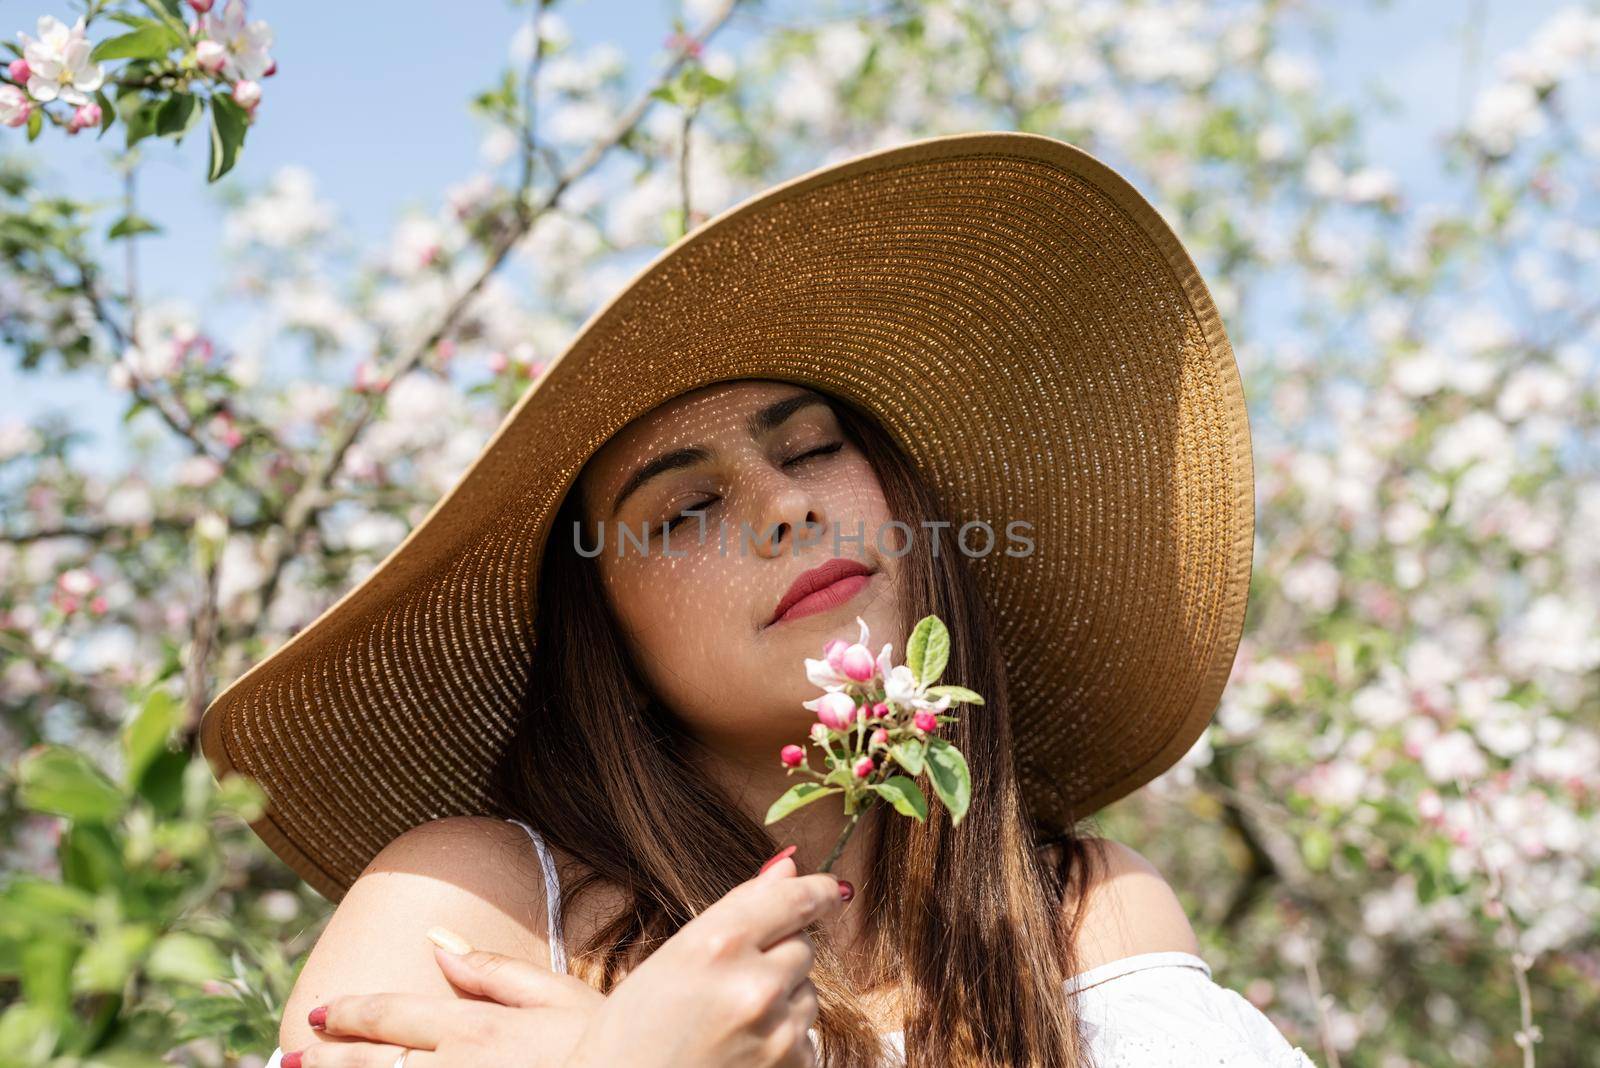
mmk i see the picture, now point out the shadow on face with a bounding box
[574,379,906,764]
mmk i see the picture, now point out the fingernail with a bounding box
[425,925,473,955]
[282,1052,302,1068]
[837,879,854,903]
[759,844,797,875]
[307,1004,327,1030]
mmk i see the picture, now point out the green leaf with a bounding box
[905,615,950,687]
[95,88,117,138]
[869,776,928,821]
[108,214,162,240]
[763,782,842,825]
[211,772,266,822]
[1300,825,1332,872]
[135,746,189,816]
[154,91,198,139]
[146,932,226,986]
[59,823,122,893]
[26,107,42,142]
[923,737,972,826]
[822,764,855,789]
[91,23,184,63]
[0,1003,60,1066]
[207,95,249,182]
[888,738,925,776]
[923,684,984,706]
[72,924,155,994]
[18,747,125,824]
[122,688,181,788]
[118,94,159,148]
[0,876,98,924]
[138,0,191,35]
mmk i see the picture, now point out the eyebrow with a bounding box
[608,392,833,518]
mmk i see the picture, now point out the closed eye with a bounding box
[662,441,845,532]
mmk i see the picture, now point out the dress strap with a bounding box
[1063,950,1212,995]
[505,818,567,975]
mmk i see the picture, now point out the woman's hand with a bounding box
[281,852,847,1068]
[564,852,847,1068]
[280,936,602,1067]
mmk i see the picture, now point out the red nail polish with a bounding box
[308,1004,327,1030]
[838,879,854,903]
[282,1052,302,1068]
[759,844,797,874]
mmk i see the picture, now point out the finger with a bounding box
[761,931,816,989]
[296,1041,410,1067]
[785,980,822,1067]
[318,992,463,1048]
[731,873,845,953]
[432,945,590,1008]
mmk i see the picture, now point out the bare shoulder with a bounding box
[279,815,553,1051]
[1064,837,1201,972]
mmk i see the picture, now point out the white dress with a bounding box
[265,820,1319,1067]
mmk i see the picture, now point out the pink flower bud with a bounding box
[914,709,938,733]
[232,79,262,109]
[89,595,108,615]
[0,91,29,128]
[814,691,857,732]
[67,103,102,134]
[263,58,277,77]
[195,39,228,74]
[870,727,889,747]
[870,701,889,719]
[353,360,388,394]
[853,755,875,779]
[822,637,849,670]
[187,0,215,11]
[841,643,876,682]
[780,744,805,768]
[486,350,508,374]
[7,59,30,84]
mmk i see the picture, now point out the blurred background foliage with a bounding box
[2,0,1597,1065]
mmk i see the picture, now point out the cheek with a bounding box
[824,455,896,543]
[599,549,751,681]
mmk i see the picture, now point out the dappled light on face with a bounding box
[574,379,905,756]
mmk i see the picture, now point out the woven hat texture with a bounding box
[200,130,1255,901]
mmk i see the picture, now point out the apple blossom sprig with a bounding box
[2,3,275,181]
[764,613,983,873]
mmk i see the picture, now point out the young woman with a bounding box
[200,133,1313,1066]
[255,379,1312,1067]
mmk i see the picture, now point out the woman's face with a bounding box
[577,380,904,765]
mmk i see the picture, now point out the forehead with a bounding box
[578,379,831,503]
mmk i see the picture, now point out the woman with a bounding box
[204,133,1313,1065]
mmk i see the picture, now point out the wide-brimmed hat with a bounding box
[200,130,1255,901]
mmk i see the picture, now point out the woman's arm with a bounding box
[278,815,558,1053]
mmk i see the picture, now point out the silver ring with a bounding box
[392,1051,410,1068]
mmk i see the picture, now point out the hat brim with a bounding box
[201,130,1254,901]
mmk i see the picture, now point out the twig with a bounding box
[235,0,744,649]
[1296,923,1343,1068]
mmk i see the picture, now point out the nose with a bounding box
[747,481,828,560]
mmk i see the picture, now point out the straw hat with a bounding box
[199,130,1255,902]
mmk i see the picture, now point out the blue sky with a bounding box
[2,0,1578,476]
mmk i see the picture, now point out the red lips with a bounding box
[768,557,874,627]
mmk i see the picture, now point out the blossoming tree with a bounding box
[2,0,1597,1065]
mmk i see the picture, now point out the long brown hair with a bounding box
[491,381,1103,1066]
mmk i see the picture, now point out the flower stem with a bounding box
[818,806,864,873]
